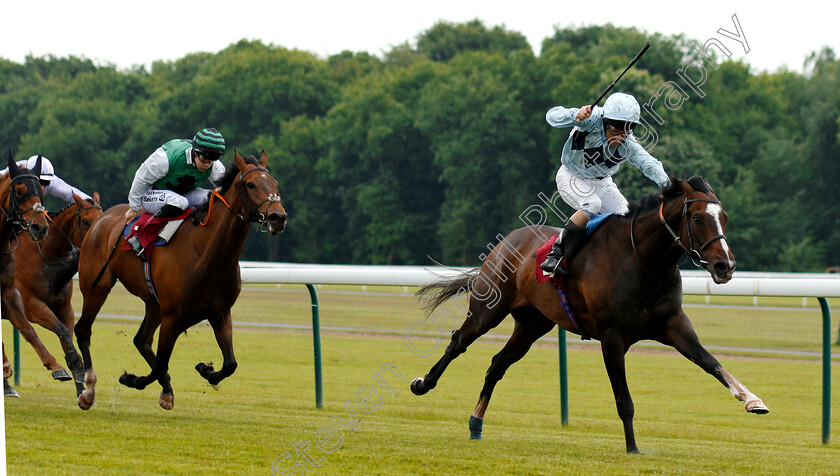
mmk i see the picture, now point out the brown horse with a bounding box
[1,153,50,396]
[13,192,102,385]
[410,176,768,453]
[75,151,287,410]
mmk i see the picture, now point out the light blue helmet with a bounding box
[603,93,641,125]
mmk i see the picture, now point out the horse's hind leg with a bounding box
[469,307,555,439]
[128,305,173,408]
[656,311,769,414]
[119,317,183,410]
[411,295,512,396]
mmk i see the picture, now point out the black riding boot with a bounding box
[540,223,588,277]
[540,228,569,277]
[153,204,185,219]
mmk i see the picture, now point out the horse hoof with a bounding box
[4,379,20,398]
[52,369,73,381]
[746,399,769,414]
[159,393,174,410]
[119,372,137,388]
[78,392,94,410]
[410,377,426,396]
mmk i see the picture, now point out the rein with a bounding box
[631,194,727,275]
[37,202,102,259]
[199,166,281,232]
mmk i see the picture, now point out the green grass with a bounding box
[4,284,840,475]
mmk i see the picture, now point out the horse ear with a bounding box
[680,177,693,194]
[92,191,101,204]
[73,193,85,207]
[8,150,18,176]
[234,149,246,171]
[258,149,268,168]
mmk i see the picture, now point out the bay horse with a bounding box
[410,176,769,453]
[13,192,102,385]
[75,151,286,410]
[0,153,50,396]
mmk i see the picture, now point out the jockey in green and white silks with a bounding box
[125,128,227,224]
[540,93,670,277]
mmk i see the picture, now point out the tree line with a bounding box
[1,21,837,271]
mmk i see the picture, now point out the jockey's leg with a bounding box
[542,168,600,276]
[140,190,188,216]
[540,209,592,276]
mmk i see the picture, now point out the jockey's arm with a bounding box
[126,149,169,222]
[626,139,670,188]
[44,176,91,203]
[546,105,598,129]
[207,161,226,188]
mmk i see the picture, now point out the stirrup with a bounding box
[127,235,147,261]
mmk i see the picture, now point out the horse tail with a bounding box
[416,268,479,317]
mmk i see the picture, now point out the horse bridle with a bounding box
[631,193,728,276]
[2,173,46,231]
[39,201,102,257]
[658,195,727,267]
[207,166,282,232]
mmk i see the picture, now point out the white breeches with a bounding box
[140,188,210,214]
[555,165,630,218]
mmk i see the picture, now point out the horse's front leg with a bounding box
[195,311,238,386]
[2,289,64,380]
[656,311,769,414]
[601,329,640,454]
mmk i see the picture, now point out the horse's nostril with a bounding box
[269,213,287,225]
[714,261,729,274]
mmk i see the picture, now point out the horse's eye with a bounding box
[82,219,90,226]
[247,182,256,190]
[693,215,703,224]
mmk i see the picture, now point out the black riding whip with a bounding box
[590,42,651,108]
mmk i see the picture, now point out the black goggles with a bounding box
[604,118,637,133]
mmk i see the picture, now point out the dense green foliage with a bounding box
[2,22,837,270]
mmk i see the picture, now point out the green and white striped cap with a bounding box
[192,128,226,156]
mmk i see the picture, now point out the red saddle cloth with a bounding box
[535,234,564,288]
[121,210,192,261]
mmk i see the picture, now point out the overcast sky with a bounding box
[1,1,835,74]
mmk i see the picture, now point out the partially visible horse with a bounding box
[411,176,768,453]
[0,153,50,396]
[13,192,102,385]
[75,151,287,410]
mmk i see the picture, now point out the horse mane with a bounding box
[44,248,81,297]
[191,154,261,225]
[626,175,712,216]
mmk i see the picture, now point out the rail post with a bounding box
[306,284,323,409]
[819,297,831,444]
[558,327,569,425]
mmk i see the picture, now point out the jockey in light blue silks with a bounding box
[1,156,92,203]
[540,92,671,277]
[124,128,227,225]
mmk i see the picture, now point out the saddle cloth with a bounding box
[121,209,192,261]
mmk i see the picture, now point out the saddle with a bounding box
[121,209,192,262]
